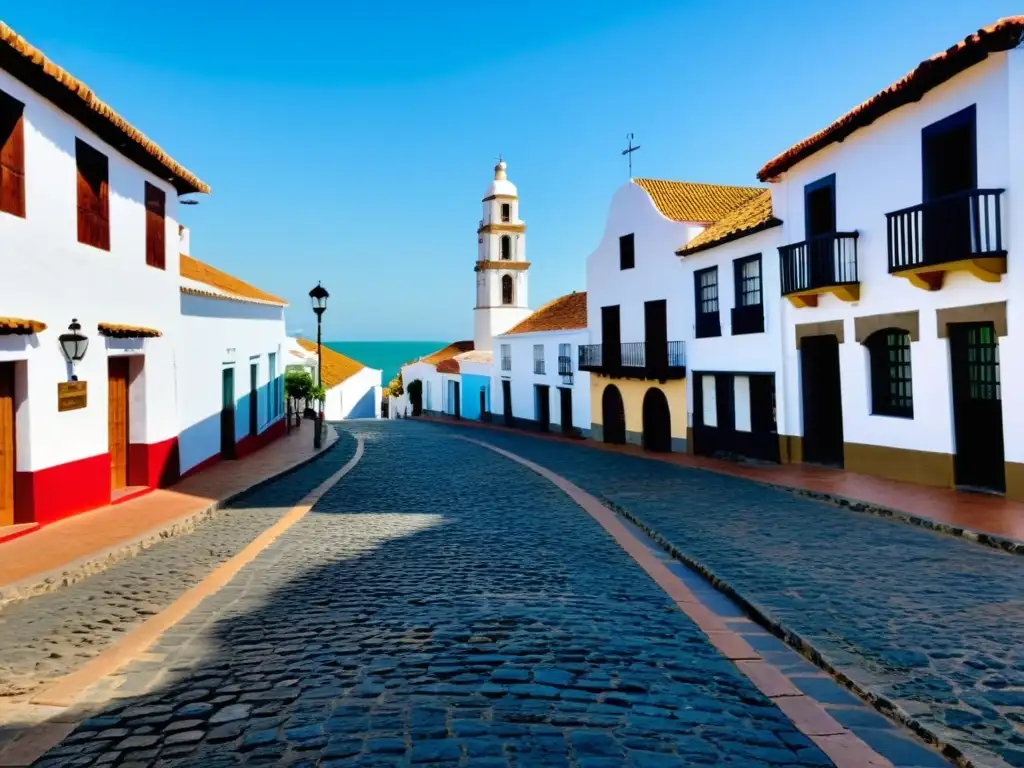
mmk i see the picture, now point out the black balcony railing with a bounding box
[886,188,1005,272]
[578,341,685,379]
[534,360,546,375]
[557,355,572,375]
[779,232,859,295]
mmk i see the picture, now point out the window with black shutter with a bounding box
[866,329,913,418]
[694,267,721,338]
[619,233,635,270]
[501,203,511,222]
[145,182,166,269]
[76,138,110,250]
[0,89,25,218]
[731,254,764,335]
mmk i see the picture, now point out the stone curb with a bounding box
[0,429,341,612]
[599,495,976,768]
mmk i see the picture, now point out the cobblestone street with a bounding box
[23,420,859,767]
[449,423,1024,767]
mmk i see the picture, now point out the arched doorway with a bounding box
[602,384,626,444]
[642,387,671,452]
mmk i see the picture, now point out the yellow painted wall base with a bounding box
[589,375,688,441]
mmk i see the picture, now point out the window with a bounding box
[145,182,166,269]
[501,203,511,222]
[500,343,511,371]
[500,235,512,260]
[533,344,545,375]
[867,329,913,418]
[501,274,514,305]
[558,342,572,375]
[731,255,764,335]
[0,89,25,218]
[76,138,110,250]
[694,267,721,338]
[619,233,635,270]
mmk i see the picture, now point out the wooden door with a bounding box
[502,380,513,426]
[249,363,258,437]
[644,300,668,373]
[108,358,130,491]
[479,388,487,419]
[923,107,976,264]
[221,368,236,459]
[602,385,626,445]
[641,387,671,452]
[560,387,573,435]
[0,363,14,526]
[535,385,550,432]
[950,322,1005,492]
[601,305,621,370]
[453,382,461,420]
[800,336,844,466]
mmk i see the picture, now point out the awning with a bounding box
[98,322,162,339]
[0,317,46,335]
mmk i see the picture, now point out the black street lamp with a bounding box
[58,319,89,381]
[309,282,329,449]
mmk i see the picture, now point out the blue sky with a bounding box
[7,1,1020,340]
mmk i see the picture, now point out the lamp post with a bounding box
[58,319,89,381]
[309,282,329,449]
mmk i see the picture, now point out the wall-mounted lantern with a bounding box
[58,318,89,380]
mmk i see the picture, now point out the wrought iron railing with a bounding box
[534,359,546,375]
[557,355,572,375]
[886,189,1005,272]
[578,341,685,378]
[779,232,859,295]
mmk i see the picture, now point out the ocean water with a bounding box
[324,341,448,384]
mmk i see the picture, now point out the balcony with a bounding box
[778,232,860,308]
[558,355,573,385]
[886,188,1006,290]
[577,341,686,380]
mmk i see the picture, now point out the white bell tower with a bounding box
[473,158,532,351]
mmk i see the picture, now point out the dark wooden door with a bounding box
[923,106,976,264]
[502,380,513,426]
[0,363,14,526]
[642,387,671,452]
[949,322,1005,492]
[715,374,735,434]
[602,385,626,444]
[536,385,550,432]
[559,387,573,434]
[601,305,621,370]
[221,367,236,459]
[108,358,129,491]
[453,382,461,419]
[479,388,487,419]
[805,176,836,284]
[644,300,668,373]
[249,363,258,437]
[800,335,844,466]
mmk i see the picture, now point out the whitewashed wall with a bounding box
[771,52,1017,457]
[324,366,383,420]
[586,182,700,345]
[401,360,443,414]
[0,68,181,473]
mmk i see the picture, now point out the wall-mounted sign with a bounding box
[57,381,88,412]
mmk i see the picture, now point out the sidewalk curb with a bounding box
[0,429,341,611]
[600,495,975,768]
[417,416,1024,557]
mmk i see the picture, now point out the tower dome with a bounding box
[483,156,518,200]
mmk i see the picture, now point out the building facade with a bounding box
[293,339,381,421]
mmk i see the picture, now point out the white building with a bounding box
[492,292,590,435]
[292,338,382,421]
[583,178,763,452]
[675,191,788,462]
[0,22,289,532]
[757,15,1024,499]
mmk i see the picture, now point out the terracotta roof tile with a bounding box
[97,322,162,338]
[632,179,764,223]
[0,22,208,195]
[0,316,45,335]
[503,292,587,335]
[436,358,460,374]
[758,16,1024,181]
[677,191,782,256]
[180,254,287,306]
[421,341,474,368]
[296,339,366,389]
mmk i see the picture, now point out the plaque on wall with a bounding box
[57,381,88,412]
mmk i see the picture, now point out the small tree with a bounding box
[285,369,314,427]
[384,370,404,398]
[407,379,423,416]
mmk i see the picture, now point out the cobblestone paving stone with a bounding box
[447,423,1024,766]
[35,420,833,766]
[0,432,357,699]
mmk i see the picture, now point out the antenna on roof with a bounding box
[622,133,641,179]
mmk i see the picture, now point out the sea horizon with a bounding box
[324,340,448,385]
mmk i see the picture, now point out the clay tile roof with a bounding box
[503,292,588,336]
[758,16,1024,181]
[0,316,46,335]
[0,22,209,195]
[97,322,162,338]
[677,191,782,256]
[456,349,494,365]
[436,358,460,374]
[421,341,474,368]
[296,339,366,389]
[180,254,287,306]
[632,179,764,223]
